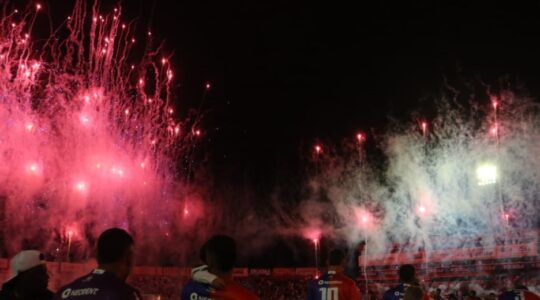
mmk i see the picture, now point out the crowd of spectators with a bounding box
[128,275,311,300]
[126,274,540,300]
[3,263,538,299]
[237,276,309,300]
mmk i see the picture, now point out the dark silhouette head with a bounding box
[6,250,49,296]
[328,249,346,267]
[398,264,416,283]
[97,228,134,281]
[204,235,237,274]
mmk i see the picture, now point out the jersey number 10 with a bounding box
[319,287,339,300]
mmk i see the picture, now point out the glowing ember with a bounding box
[79,115,90,124]
[27,162,40,174]
[421,121,428,135]
[490,124,498,136]
[75,182,87,192]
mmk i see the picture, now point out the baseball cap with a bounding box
[5,250,46,282]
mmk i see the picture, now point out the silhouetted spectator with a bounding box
[306,248,361,300]
[53,228,141,299]
[383,265,418,300]
[499,284,540,300]
[182,235,259,299]
[0,250,53,300]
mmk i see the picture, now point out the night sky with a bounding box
[10,0,540,267]
[149,1,540,192]
[152,1,540,266]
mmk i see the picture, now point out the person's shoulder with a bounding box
[336,272,357,284]
[385,285,399,293]
[498,291,516,299]
[308,278,320,286]
[119,281,141,299]
[55,271,94,292]
[54,270,139,300]
[384,285,402,297]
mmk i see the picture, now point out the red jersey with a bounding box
[213,281,259,300]
[307,271,361,300]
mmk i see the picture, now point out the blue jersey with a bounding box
[181,281,213,300]
[53,269,140,300]
[181,280,259,300]
[383,284,408,300]
[499,290,540,300]
[306,271,361,300]
[384,284,430,300]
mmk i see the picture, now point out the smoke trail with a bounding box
[298,90,539,257]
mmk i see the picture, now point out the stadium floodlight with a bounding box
[476,163,497,186]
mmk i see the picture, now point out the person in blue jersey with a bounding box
[383,265,422,300]
[190,241,227,290]
[53,228,141,300]
[306,248,361,300]
[181,235,259,300]
[499,284,540,300]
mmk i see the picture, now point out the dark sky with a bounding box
[41,0,540,194]
[148,1,540,191]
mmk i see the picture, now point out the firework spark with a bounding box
[0,1,192,256]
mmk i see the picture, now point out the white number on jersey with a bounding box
[319,287,339,300]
